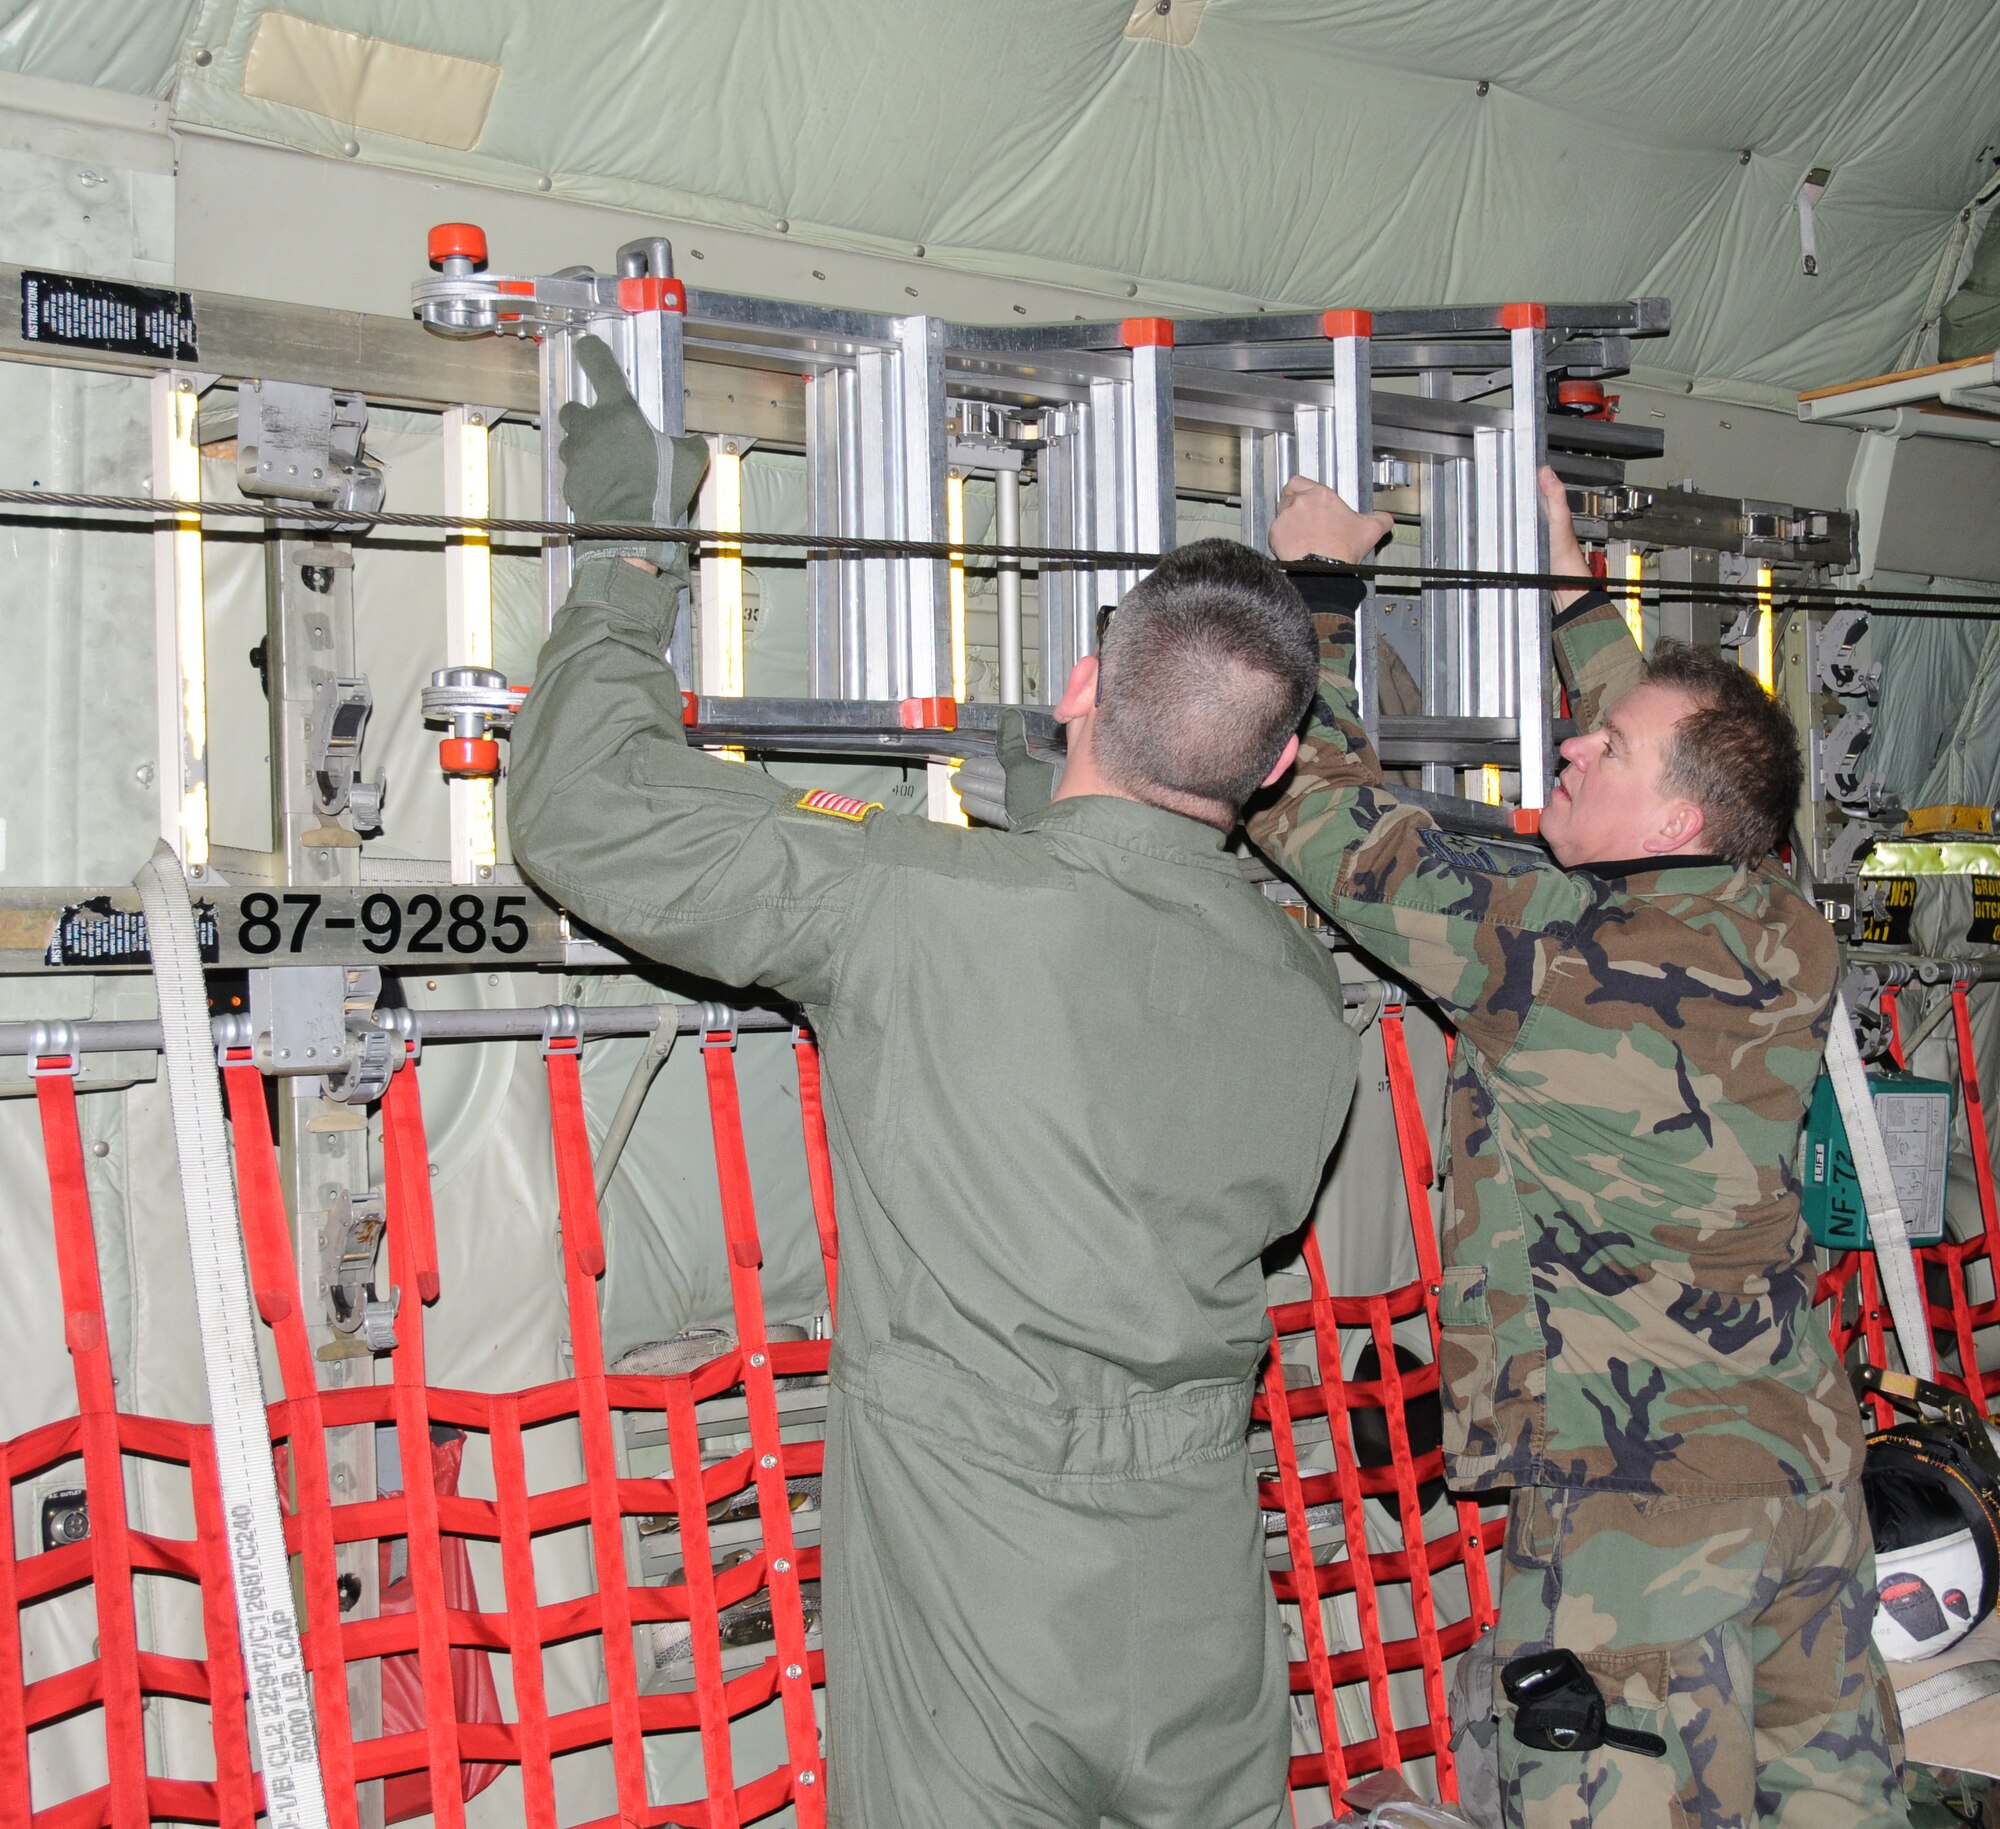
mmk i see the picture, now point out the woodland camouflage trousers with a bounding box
[1494,1482,1909,1828]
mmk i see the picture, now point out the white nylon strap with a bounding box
[1826,992,1936,1381]
[137,844,330,1829]
[1896,1658,2000,1730]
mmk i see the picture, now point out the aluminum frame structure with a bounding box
[414,236,1690,826]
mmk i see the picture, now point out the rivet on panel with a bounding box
[341,139,360,158]
[536,175,552,192]
[193,48,213,67]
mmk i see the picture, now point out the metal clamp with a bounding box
[378,1004,423,1065]
[541,1004,583,1057]
[26,1020,80,1077]
[307,676,386,833]
[699,1002,741,1050]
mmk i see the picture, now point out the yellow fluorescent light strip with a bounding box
[947,471,968,704]
[453,410,492,669]
[446,411,497,871]
[714,446,745,698]
[166,381,208,869]
[1622,548,1644,649]
[1752,565,1774,695]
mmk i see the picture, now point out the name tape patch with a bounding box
[794,789,881,822]
[1419,826,1534,878]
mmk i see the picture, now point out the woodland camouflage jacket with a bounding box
[1250,578,1862,1497]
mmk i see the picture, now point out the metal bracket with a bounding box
[322,967,393,1106]
[699,1002,741,1050]
[308,676,386,833]
[1822,708,1895,818]
[236,379,386,517]
[324,1187,393,1348]
[1815,606,1880,703]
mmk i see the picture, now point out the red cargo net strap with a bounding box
[379,1047,468,1827]
[792,1028,841,1321]
[702,1031,828,1822]
[543,1033,651,1825]
[34,1058,149,1829]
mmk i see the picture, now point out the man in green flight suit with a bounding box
[506,340,1371,1828]
[1249,472,1905,1827]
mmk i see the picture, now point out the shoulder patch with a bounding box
[794,788,881,822]
[1418,826,1535,878]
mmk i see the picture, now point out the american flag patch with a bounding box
[794,789,881,822]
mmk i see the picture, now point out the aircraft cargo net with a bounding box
[6,997,1490,1826]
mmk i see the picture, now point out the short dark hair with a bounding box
[1092,538,1319,823]
[1644,642,1802,866]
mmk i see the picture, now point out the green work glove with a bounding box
[951,709,1063,829]
[558,334,709,592]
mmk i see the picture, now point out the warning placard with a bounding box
[1967,877,2000,946]
[21,271,197,362]
[1856,875,1915,947]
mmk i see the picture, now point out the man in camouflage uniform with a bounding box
[1253,472,1905,1827]
[507,341,1363,1828]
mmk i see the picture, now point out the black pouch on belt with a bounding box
[1501,1648,1667,1757]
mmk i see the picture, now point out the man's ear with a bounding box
[1261,732,1300,788]
[1646,798,1707,855]
[1054,655,1097,724]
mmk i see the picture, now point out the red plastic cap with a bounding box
[428,222,488,270]
[1499,302,1548,330]
[619,275,688,315]
[898,696,959,731]
[1513,807,1543,836]
[1119,317,1174,349]
[438,736,500,777]
[681,691,699,727]
[1320,309,1373,339]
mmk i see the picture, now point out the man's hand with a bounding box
[1537,466,1595,612]
[1267,475,1395,565]
[950,709,1063,829]
[559,335,710,591]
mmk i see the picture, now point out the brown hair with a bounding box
[1644,642,1802,866]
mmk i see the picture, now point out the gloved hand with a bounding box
[559,334,710,592]
[950,709,1064,829]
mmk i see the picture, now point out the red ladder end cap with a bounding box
[428,222,488,269]
[1321,309,1373,339]
[619,275,687,315]
[438,736,500,777]
[1513,808,1543,835]
[1120,316,1174,348]
[681,691,699,727]
[1499,302,1548,330]
[898,696,959,731]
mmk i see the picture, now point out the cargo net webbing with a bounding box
[1816,985,2000,1425]
[1256,1008,1496,1807]
[12,1057,260,1829]
[8,1005,1487,1825]
[219,1027,837,1829]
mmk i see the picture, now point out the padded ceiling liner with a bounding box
[1,0,1997,393]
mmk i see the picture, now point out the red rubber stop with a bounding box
[428,222,488,270]
[439,736,500,777]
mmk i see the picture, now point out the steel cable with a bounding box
[2,486,1997,617]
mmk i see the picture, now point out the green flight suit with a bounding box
[1250,576,1903,1828]
[508,556,1361,1827]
